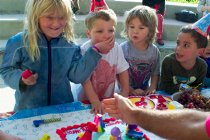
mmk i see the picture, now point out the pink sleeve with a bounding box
[205,115,210,137]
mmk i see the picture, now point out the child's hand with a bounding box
[90,100,104,115]
[94,36,115,54]
[22,73,38,85]
[130,88,145,96]
[145,88,156,95]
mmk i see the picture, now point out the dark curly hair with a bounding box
[180,25,208,48]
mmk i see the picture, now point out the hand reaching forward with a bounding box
[102,93,139,125]
[90,100,104,115]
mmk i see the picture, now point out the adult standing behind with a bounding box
[102,93,210,140]
[197,0,210,16]
[142,0,165,46]
[0,0,114,111]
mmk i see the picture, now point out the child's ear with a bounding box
[86,30,91,38]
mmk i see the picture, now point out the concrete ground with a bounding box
[0,76,15,113]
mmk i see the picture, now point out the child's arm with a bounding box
[69,37,114,83]
[82,80,104,114]
[117,70,129,97]
[146,74,159,94]
[195,60,208,90]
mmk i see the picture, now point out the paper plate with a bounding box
[129,96,155,109]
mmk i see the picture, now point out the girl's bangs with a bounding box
[41,2,69,18]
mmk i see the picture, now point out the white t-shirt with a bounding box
[79,40,129,101]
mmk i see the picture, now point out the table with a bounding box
[0,101,165,140]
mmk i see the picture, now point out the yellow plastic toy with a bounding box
[39,134,50,140]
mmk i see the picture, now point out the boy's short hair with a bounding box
[180,25,208,48]
[85,9,117,30]
[121,5,157,45]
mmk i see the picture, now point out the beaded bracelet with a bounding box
[205,115,210,137]
[92,45,100,53]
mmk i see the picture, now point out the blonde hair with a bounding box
[121,5,157,45]
[85,9,117,30]
[23,0,74,61]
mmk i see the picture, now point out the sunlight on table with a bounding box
[0,87,15,113]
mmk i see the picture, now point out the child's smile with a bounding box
[39,13,67,40]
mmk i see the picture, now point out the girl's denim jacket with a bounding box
[0,32,101,111]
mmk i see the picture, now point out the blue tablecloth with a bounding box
[0,101,91,121]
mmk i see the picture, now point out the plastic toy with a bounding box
[33,118,61,127]
[110,127,122,140]
[126,124,144,139]
[22,69,33,79]
[179,83,192,92]
[39,134,50,140]
[94,114,105,132]
[77,122,97,140]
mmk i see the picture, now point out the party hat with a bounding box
[89,0,109,13]
[192,13,210,37]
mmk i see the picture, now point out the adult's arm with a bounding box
[133,108,209,140]
[103,94,210,140]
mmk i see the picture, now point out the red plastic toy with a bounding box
[22,69,33,79]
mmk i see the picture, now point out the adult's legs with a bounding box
[156,13,164,46]
[71,0,80,14]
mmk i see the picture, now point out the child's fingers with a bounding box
[90,108,95,114]
[22,73,38,85]
[107,36,115,48]
[97,108,103,115]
